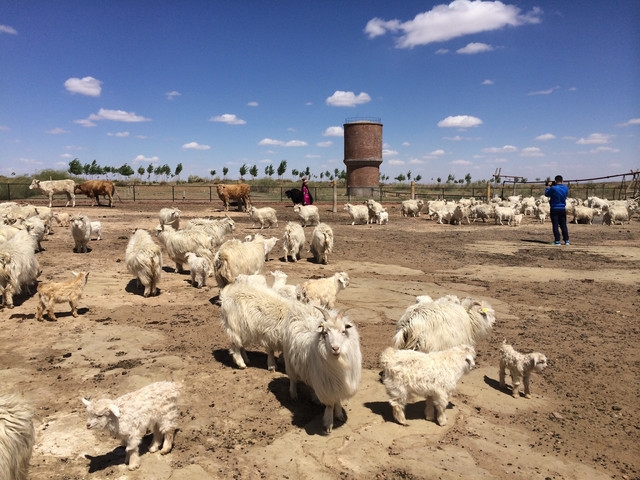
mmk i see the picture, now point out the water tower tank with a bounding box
[343,118,382,196]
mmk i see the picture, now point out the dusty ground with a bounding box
[2,200,639,480]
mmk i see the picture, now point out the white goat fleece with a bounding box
[184,216,236,248]
[213,236,276,288]
[220,281,298,371]
[70,214,92,253]
[499,340,548,399]
[365,199,384,224]
[82,381,181,471]
[375,210,389,225]
[25,216,46,252]
[248,206,278,229]
[0,393,35,480]
[343,203,369,225]
[281,307,362,433]
[126,229,163,297]
[185,252,210,288]
[0,230,40,309]
[401,199,424,217]
[392,296,495,353]
[380,345,475,426]
[158,207,181,230]
[270,270,298,299]
[282,221,306,262]
[293,204,320,227]
[309,223,334,265]
[90,221,102,240]
[296,271,350,309]
[155,223,214,273]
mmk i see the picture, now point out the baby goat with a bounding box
[35,271,89,321]
[498,340,548,398]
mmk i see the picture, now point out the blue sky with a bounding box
[1,1,638,183]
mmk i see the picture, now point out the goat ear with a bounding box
[81,397,91,407]
[108,404,120,417]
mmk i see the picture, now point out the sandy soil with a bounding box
[2,200,639,480]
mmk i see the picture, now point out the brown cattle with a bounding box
[74,180,120,207]
[216,183,252,212]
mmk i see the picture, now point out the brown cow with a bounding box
[216,183,252,212]
[74,180,120,207]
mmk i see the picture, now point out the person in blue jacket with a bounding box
[545,175,570,245]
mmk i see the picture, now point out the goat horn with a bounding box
[313,305,330,321]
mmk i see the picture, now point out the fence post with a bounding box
[133,185,136,202]
[411,181,415,200]
[332,180,337,212]
[209,186,212,202]
[7,183,10,201]
[172,186,175,202]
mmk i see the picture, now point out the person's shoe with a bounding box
[551,241,561,245]
[564,241,570,245]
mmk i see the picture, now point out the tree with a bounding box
[407,170,412,181]
[446,174,455,184]
[174,163,183,180]
[249,165,258,179]
[239,164,248,179]
[89,160,102,177]
[210,169,216,178]
[83,163,91,176]
[437,177,442,184]
[68,158,83,175]
[264,164,274,177]
[465,173,472,185]
[146,163,153,180]
[154,165,163,181]
[291,168,299,177]
[415,174,422,182]
[223,166,229,178]
[118,164,134,178]
[277,160,287,178]
[137,166,145,178]
[395,173,406,183]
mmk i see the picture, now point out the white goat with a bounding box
[380,345,475,426]
[296,271,350,309]
[392,296,495,353]
[235,273,269,288]
[270,270,297,299]
[53,211,70,227]
[248,206,278,229]
[281,307,362,433]
[220,281,298,370]
[158,207,181,230]
[184,216,236,248]
[82,381,181,471]
[0,231,40,309]
[125,229,163,297]
[0,393,35,480]
[364,199,384,224]
[293,204,320,227]
[494,206,516,226]
[25,216,46,252]
[571,205,600,224]
[213,236,277,288]
[155,224,214,274]
[471,203,494,223]
[343,203,369,225]
[35,271,89,321]
[90,221,102,240]
[282,221,306,262]
[70,214,92,253]
[309,222,334,265]
[185,252,210,288]
[375,210,389,225]
[499,340,548,399]
[450,204,472,225]
[28,178,76,207]
[401,199,424,217]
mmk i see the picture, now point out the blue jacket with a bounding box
[545,184,569,209]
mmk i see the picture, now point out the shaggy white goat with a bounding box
[392,296,495,353]
[512,213,524,227]
[235,273,269,288]
[270,270,297,299]
[309,222,334,265]
[365,199,384,224]
[375,210,389,225]
[293,204,320,227]
[90,221,102,240]
[499,340,548,399]
[155,223,214,274]
[0,231,40,309]
[471,203,494,223]
[281,307,362,433]
[53,211,70,227]
[282,221,306,262]
[0,393,35,480]
[220,281,298,370]
[25,216,46,252]
[70,214,92,253]
[450,204,472,225]
[185,252,210,288]
[125,229,163,297]
[213,235,277,288]
[494,206,516,226]
[380,345,475,426]
[248,206,278,229]
[158,207,181,230]
[35,271,89,321]
[82,381,181,471]
[343,203,369,225]
[401,199,424,217]
[184,216,236,248]
[296,271,350,309]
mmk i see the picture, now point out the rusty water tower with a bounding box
[343,117,382,196]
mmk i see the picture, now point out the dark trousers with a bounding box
[550,208,569,243]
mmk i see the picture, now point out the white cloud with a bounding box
[182,141,211,150]
[326,91,371,107]
[408,158,425,164]
[46,127,69,135]
[590,146,619,154]
[247,101,259,107]
[364,1,541,48]
[451,159,472,165]
[482,145,517,153]
[257,138,308,147]
[527,86,560,96]
[388,159,405,165]
[0,125,9,131]
[64,76,102,97]
[576,133,613,145]
[107,131,130,137]
[482,79,494,85]
[165,91,181,100]
[619,118,640,127]
[0,25,17,35]
[536,133,556,141]
[402,142,411,146]
[444,135,464,141]
[520,147,544,157]
[209,113,246,125]
[430,149,446,156]
[323,126,344,137]
[75,108,150,127]
[435,48,449,54]
[383,149,399,156]
[60,153,73,159]
[457,42,493,54]
[133,155,159,163]
[438,115,483,128]
[317,141,333,147]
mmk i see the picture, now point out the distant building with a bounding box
[343,118,382,196]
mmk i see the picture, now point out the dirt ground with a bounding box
[2,199,639,480]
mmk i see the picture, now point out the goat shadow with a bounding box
[85,432,177,473]
[73,247,93,254]
[124,279,162,297]
[484,374,514,396]
[364,399,458,424]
